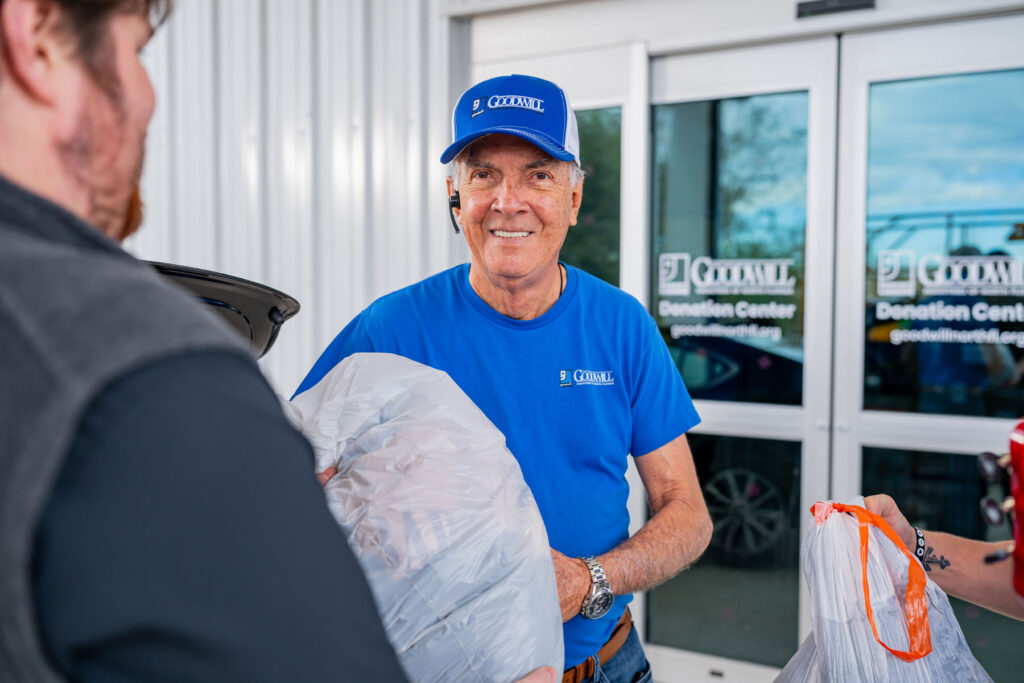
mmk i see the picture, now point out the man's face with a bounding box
[453,134,582,286]
[56,11,155,241]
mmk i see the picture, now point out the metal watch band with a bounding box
[579,555,613,620]
[582,555,610,589]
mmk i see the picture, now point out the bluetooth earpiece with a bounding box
[448,191,461,234]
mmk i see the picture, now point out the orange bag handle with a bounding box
[810,501,932,662]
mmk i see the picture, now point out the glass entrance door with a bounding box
[833,16,1024,681]
[645,38,837,681]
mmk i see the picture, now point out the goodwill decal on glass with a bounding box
[873,250,1024,349]
[658,252,800,343]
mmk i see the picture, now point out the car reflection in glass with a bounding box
[666,335,802,406]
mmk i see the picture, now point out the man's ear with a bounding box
[567,174,583,227]
[1,0,64,105]
[446,176,460,220]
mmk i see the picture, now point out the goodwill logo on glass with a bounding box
[877,249,1024,298]
[656,252,800,343]
[874,250,1024,349]
[659,253,797,297]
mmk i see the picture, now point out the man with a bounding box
[297,74,713,683]
[865,494,1024,620]
[0,3,555,682]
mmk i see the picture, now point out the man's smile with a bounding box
[492,229,531,239]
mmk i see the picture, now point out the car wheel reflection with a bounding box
[704,468,788,557]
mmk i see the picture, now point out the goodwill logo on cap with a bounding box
[440,74,580,165]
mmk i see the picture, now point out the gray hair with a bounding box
[449,151,585,191]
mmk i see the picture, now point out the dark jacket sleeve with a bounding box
[32,351,408,683]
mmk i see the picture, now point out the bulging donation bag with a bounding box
[287,352,564,682]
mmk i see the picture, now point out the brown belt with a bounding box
[562,608,632,683]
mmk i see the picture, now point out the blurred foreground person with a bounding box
[0,0,406,680]
[865,494,1024,620]
[0,2,556,682]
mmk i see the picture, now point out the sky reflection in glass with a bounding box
[866,69,1024,260]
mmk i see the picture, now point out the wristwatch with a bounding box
[579,556,614,620]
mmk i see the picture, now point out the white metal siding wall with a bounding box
[128,0,454,395]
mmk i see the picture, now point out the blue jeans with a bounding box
[581,626,652,683]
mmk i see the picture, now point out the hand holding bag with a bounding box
[775,496,991,682]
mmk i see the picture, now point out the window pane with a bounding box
[863,69,1024,416]
[647,434,801,667]
[862,446,1024,681]
[562,107,621,287]
[652,93,808,405]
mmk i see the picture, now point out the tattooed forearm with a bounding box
[921,545,950,571]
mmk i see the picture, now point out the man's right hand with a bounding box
[864,493,915,552]
[514,666,557,683]
[316,465,338,487]
[550,548,590,622]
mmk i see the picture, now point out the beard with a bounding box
[115,182,145,241]
[56,63,147,243]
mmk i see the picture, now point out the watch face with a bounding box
[585,590,614,619]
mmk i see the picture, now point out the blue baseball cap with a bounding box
[440,74,580,165]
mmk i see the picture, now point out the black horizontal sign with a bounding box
[797,0,875,19]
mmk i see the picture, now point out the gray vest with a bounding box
[0,176,249,682]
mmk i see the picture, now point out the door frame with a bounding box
[644,37,837,681]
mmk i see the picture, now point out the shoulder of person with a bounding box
[570,265,651,317]
[3,236,248,383]
[363,264,465,316]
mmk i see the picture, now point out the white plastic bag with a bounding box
[775,496,991,683]
[286,352,564,682]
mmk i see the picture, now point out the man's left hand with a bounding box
[550,548,591,622]
[513,666,557,683]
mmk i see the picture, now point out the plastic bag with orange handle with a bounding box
[775,496,991,682]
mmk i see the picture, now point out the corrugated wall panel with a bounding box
[216,0,265,284]
[263,0,316,391]
[129,0,452,395]
[313,0,368,356]
[405,0,429,283]
[171,0,218,270]
[368,0,392,298]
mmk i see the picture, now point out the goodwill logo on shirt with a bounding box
[560,369,615,387]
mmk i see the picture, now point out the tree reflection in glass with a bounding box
[562,107,622,287]
[652,92,808,405]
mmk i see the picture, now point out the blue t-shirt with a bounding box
[295,263,700,667]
